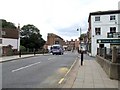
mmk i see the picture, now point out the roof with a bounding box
[0,28,19,39]
[88,10,120,22]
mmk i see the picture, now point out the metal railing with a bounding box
[97,47,120,63]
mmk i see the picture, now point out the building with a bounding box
[88,10,120,56]
[44,33,80,51]
[66,39,79,51]
[0,30,2,56]
[44,33,65,50]
[1,28,20,56]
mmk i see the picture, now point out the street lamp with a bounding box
[17,23,20,52]
[77,28,82,52]
[77,28,81,41]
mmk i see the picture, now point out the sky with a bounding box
[0,0,120,41]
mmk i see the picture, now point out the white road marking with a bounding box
[12,61,41,72]
[48,57,55,60]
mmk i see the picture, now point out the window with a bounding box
[0,39,2,44]
[110,27,116,33]
[95,16,100,21]
[110,15,116,20]
[0,31,1,37]
[95,28,101,35]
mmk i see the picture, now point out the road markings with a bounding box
[58,59,78,84]
[58,78,64,84]
[48,57,55,60]
[64,59,77,77]
[12,61,41,72]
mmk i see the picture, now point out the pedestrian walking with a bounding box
[80,47,84,66]
[81,51,84,65]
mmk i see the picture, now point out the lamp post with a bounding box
[17,24,20,52]
[17,24,21,57]
[77,28,82,52]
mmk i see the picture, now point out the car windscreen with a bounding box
[52,46,60,49]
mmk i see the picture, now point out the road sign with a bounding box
[97,39,120,44]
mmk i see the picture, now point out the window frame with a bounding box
[110,27,116,33]
[95,27,101,35]
[0,39,2,44]
[110,15,116,21]
[95,16,100,21]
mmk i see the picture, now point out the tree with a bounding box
[20,24,45,51]
[0,19,17,29]
[79,34,87,41]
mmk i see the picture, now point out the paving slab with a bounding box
[72,57,118,88]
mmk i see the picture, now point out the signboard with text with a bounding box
[97,39,120,44]
[107,32,120,38]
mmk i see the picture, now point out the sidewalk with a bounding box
[0,54,47,63]
[72,59,119,88]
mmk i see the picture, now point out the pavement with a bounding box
[72,57,119,88]
[0,54,48,63]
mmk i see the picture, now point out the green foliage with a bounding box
[20,24,46,51]
[0,19,17,29]
[79,34,87,40]
[20,45,26,52]
[21,24,39,37]
[7,49,13,56]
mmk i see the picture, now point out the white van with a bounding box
[51,44,64,55]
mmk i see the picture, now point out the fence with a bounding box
[96,46,120,80]
[97,47,120,63]
[2,48,49,57]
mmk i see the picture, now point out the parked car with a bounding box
[51,44,64,55]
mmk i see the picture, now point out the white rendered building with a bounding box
[1,29,20,56]
[88,10,120,56]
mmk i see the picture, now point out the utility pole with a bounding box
[17,24,20,51]
[77,28,82,52]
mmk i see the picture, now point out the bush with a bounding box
[7,49,13,56]
[20,45,26,52]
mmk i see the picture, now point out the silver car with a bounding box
[51,44,64,55]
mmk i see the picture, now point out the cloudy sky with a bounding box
[0,0,120,41]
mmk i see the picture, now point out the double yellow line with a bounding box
[58,58,78,84]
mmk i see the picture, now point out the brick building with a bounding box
[66,39,79,51]
[44,33,65,50]
[44,33,80,51]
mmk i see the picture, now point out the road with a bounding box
[2,51,79,88]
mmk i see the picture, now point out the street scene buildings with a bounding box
[88,10,120,56]
[0,1,120,89]
[0,28,20,56]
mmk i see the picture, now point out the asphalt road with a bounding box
[2,51,79,88]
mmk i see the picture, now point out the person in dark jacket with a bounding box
[81,47,84,66]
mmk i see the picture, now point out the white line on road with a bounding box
[48,57,55,60]
[12,61,41,72]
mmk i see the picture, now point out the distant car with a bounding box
[51,44,64,55]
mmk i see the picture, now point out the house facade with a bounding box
[0,30,2,56]
[44,33,80,51]
[1,28,20,56]
[66,39,79,51]
[88,10,120,56]
[44,33,65,50]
